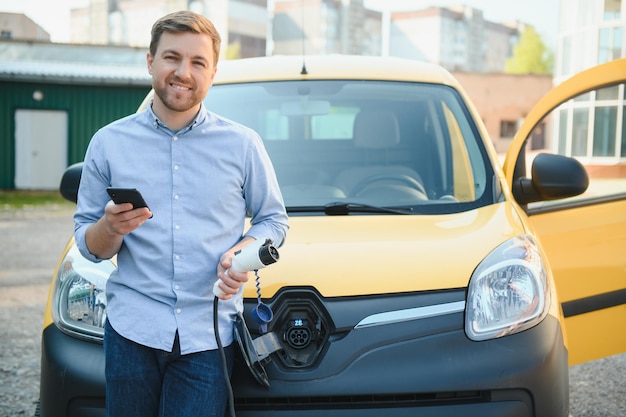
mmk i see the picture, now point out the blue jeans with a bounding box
[104,320,233,417]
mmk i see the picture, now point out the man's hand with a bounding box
[104,200,152,236]
[215,240,254,300]
[85,200,152,259]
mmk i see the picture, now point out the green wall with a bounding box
[0,80,150,189]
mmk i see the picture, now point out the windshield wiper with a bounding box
[323,202,413,215]
[285,203,414,215]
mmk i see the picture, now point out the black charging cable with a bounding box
[212,240,279,417]
[214,296,237,417]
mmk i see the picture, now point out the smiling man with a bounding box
[147,17,217,130]
[73,10,288,417]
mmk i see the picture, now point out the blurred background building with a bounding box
[1,0,625,189]
[552,0,626,176]
[70,0,270,58]
[0,0,535,69]
[385,5,524,73]
[272,0,382,56]
[0,12,50,41]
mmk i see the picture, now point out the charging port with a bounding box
[286,319,312,349]
[251,289,331,369]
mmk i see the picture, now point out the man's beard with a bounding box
[153,81,202,113]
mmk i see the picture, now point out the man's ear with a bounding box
[146,52,154,75]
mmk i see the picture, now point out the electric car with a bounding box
[38,56,626,417]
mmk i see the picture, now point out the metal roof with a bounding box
[0,39,151,86]
[0,60,150,85]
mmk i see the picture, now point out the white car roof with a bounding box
[214,55,461,87]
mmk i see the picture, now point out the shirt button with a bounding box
[174,255,180,261]
[174,164,179,170]
[174,285,180,290]
[175,224,180,230]
[176,308,182,314]
[174,195,179,200]
[173,135,178,141]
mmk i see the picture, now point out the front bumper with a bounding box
[233,289,569,417]
[39,292,569,417]
[39,325,106,417]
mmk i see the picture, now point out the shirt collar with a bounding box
[146,100,208,134]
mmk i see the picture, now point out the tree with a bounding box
[505,26,554,75]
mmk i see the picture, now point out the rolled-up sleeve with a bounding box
[73,131,111,263]
[242,133,289,247]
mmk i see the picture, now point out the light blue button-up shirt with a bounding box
[74,103,288,354]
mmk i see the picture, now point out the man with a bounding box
[74,10,288,417]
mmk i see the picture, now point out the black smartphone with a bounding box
[106,187,149,209]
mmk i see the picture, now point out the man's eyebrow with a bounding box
[160,49,209,62]
[160,49,181,56]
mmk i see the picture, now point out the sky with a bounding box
[0,0,560,47]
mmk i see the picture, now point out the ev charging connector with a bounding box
[212,238,279,297]
[213,238,282,394]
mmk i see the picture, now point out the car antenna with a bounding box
[300,0,308,75]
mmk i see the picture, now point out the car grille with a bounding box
[235,390,487,409]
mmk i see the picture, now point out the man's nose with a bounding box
[175,60,192,78]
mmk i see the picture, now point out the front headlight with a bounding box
[51,244,115,341]
[465,235,550,341]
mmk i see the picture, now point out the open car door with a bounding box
[503,58,626,365]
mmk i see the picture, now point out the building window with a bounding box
[560,35,572,76]
[1,30,11,39]
[530,123,546,150]
[603,0,622,20]
[598,26,623,64]
[558,108,568,154]
[593,106,618,156]
[621,106,626,156]
[238,0,266,6]
[597,85,620,100]
[572,107,590,156]
[555,84,625,159]
[500,120,517,138]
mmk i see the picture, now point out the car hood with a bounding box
[245,202,526,298]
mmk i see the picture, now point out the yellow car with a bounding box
[39,55,626,417]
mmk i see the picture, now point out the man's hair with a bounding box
[149,10,222,64]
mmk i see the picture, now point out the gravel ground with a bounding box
[0,207,74,417]
[0,207,624,417]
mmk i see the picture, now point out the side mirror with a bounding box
[59,162,83,204]
[513,153,589,205]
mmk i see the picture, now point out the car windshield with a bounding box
[204,80,494,214]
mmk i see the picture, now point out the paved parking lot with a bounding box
[0,207,623,416]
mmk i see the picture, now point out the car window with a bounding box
[204,80,494,213]
[525,83,626,210]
